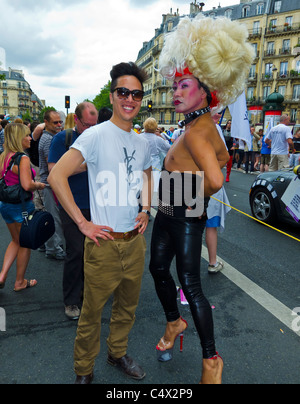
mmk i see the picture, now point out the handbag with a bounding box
[19,209,55,250]
[0,153,32,204]
[13,157,56,250]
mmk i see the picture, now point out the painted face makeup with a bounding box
[172,76,206,115]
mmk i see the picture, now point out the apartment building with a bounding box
[0,67,45,121]
[136,0,300,127]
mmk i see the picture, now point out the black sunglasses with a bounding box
[112,87,144,102]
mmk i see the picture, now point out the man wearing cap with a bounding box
[134,124,141,134]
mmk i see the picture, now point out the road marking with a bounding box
[201,246,300,337]
[150,209,300,337]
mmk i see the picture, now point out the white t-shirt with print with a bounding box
[265,124,292,155]
[71,120,152,232]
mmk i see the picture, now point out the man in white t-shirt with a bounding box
[265,115,294,171]
[48,62,152,384]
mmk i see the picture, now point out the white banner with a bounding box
[228,92,252,150]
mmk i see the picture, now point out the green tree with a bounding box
[21,110,33,123]
[38,106,56,123]
[92,81,111,110]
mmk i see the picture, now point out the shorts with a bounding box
[206,216,221,228]
[261,154,271,166]
[0,201,35,224]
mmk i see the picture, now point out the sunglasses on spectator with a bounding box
[52,120,63,125]
[112,87,144,102]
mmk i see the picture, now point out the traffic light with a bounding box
[65,95,70,109]
[147,100,152,112]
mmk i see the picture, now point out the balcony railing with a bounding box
[279,47,291,55]
[264,49,276,57]
[265,23,300,35]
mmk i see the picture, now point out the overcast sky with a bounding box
[0,0,239,113]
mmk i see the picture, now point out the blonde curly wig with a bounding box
[159,14,255,108]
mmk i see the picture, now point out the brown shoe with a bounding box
[107,354,146,380]
[74,373,94,384]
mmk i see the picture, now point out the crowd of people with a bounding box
[223,115,300,183]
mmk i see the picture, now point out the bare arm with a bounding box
[32,123,45,141]
[48,149,114,245]
[134,166,152,234]
[14,156,45,192]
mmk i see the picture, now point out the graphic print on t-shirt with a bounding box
[123,147,136,185]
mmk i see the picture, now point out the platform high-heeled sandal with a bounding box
[156,317,188,362]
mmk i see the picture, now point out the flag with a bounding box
[228,92,252,150]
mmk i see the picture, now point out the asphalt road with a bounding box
[0,169,299,385]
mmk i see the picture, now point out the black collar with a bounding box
[179,106,211,127]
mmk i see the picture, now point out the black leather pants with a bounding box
[149,210,217,359]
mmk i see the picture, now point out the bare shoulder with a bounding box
[184,117,219,148]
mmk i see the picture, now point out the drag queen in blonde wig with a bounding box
[159,14,254,108]
[149,14,254,385]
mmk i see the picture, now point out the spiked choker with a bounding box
[179,106,211,127]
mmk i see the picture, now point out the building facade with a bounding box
[0,67,45,121]
[136,0,300,128]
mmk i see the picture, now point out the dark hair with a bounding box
[110,62,148,92]
[44,109,57,122]
[98,107,113,124]
[1,119,9,129]
[196,79,212,106]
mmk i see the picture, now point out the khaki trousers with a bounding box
[269,154,289,171]
[74,233,146,376]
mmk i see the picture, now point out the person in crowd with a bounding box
[48,102,98,321]
[223,120,233,182]
[159,126,172,143]
[167,127,175,141]
[0,119,9,153]
[64,113,76,130]
[141,117,170,200]
[0,123,45,292]
[236,139,246,171]
[98,107,113,124]
[253,128,262,171]
[171,122,185,143]
[39,110,65,260]
[265,115,294,171]
[206,112,231,274]
[260,130,271,173]
[244,126,256,174]
[149,14,253,384]
[48,62,152,384]
[134,124,141,134]
[290,128,300,167]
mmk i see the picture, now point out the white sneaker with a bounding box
[208,261,224,274]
